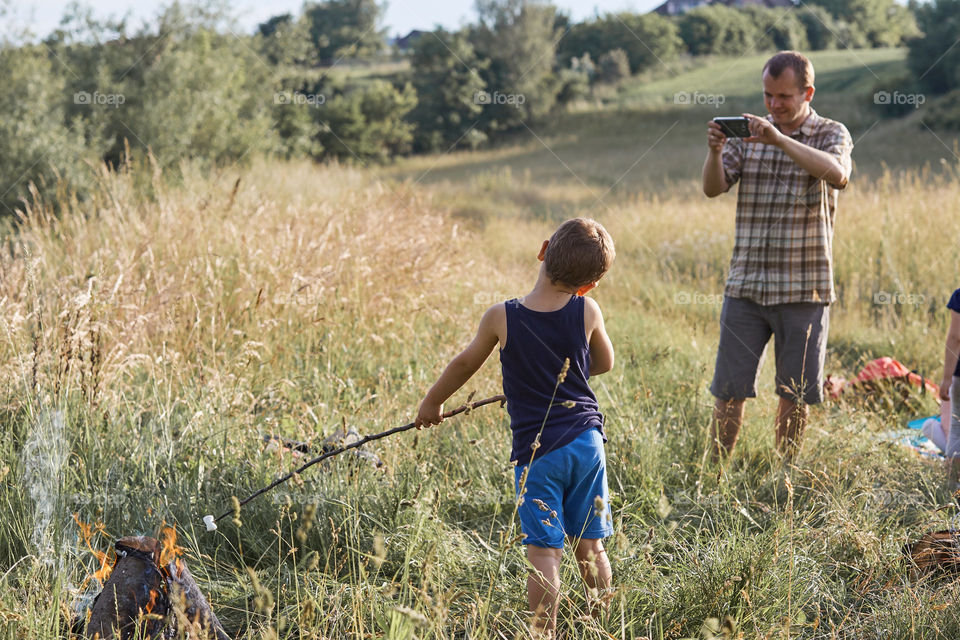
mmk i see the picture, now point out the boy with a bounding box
[940,287,960,489]
[415,218,616,637]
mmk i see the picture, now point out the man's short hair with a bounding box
[763,51,815,90]
[544,218,615,288]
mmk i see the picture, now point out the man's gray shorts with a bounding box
[710,296,829,405]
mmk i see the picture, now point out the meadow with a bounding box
[2,49,960,639]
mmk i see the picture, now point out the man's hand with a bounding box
[706,121,727,153]
[940,377,952,403]
[415,400,444,429]
[743,113,783,147]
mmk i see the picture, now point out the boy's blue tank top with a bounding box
[500,295,605,465]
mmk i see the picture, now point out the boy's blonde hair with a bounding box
[544,218,615,288]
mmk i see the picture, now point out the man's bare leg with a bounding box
[712,398,746,459]
[775,396,808,461]
[573,538,612,618]
[947,457,960,493]
[527,545,562,637]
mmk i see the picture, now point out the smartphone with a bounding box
[713,116,752,138]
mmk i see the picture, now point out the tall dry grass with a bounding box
[1,151,959,638]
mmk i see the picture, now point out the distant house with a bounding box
[653,0,795,15]
[654,0,709,15]
[392,30,425,52]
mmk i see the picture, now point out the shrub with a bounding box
[921,88,960,130]
[597,48,631,85]
[319,80,417,162]
[0,45,93,215]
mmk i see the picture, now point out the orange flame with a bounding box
[73,513,114,588]
[158,524,183,575]
[144,587,159,614]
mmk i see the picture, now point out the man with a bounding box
[702,50,853,460]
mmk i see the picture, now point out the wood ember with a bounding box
[85,533,230,640]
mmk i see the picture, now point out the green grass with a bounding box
[382,48,960,198]
[2,51,960,640]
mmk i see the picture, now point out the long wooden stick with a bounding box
[210,394,506,524]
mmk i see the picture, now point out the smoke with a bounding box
[20,408,68,562]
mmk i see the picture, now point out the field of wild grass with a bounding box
[3,51,960,639]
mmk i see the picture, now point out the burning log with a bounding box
[84,528,230,640]
[86,537,168,640]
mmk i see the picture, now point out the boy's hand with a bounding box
[940,377,952,402]
[415,401,444,429]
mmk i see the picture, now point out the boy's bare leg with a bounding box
[712,398,746,459]
[527,545,562,637]
[573,538,612,618]
[775,396,808,461]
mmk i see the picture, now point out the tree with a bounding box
[303,0,386,64]
[256,13,312,66]
[907,0,960,96]
[796,5,845,50]
[408,29,489,152]
[678,6,760,56]
[120,29,278,168]
[739,7,808,52]
[470,0,563,130]
[558,13,681,75]
[806,0,919,47]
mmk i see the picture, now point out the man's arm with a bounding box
[743,113,849,188]
[702,121,730,197]
[585,297,614,376]
[415,304,504,427]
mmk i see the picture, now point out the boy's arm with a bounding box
[415,304,504,427]
[584,297,614,376]
[940,310,960,402]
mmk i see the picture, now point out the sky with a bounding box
[14,0,663,40]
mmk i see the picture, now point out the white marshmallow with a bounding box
[203,515,217,532]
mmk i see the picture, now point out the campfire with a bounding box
[78,520,229,640]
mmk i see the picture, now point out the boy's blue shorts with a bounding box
[513,427,613,549]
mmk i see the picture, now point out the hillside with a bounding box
[383,48,958,198]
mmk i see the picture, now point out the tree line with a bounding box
[0,0,955,215]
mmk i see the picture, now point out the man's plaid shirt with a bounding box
[721,109,853,306]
